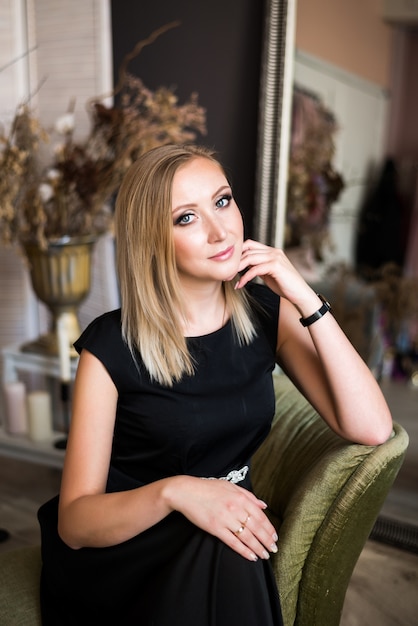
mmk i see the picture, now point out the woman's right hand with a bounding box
[163,475,278,562]
[59,349,277,554]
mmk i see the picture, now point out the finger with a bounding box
[228,508,278,559]
[235,263,269,289]
[218,527,259,562]
[240,247,271,261]
[224,522,278,562]
[241,529,278,561]
[238,248,276,273]
[240,513,251,526]
[242,508,277,544]
[242,239,269,252]
[232,484,269,511]
[243,515,278,555]
[219,523,275,563]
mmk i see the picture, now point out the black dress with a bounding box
[38,283,283,625]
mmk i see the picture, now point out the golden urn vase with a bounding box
[22,235,96,357]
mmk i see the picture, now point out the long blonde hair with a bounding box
[115,144,256,386]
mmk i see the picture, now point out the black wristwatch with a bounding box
[299,294,332,327]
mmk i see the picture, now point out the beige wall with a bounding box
[33,0,112,138]
[392,29,418,157]
[295,0,394,88]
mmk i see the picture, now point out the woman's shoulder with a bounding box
[87,308,122,329]
[73,309,137,388]
[74,309,122,355]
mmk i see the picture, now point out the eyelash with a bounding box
[175,194,233,226]
[216,193,232,208]
[175,213,193,226]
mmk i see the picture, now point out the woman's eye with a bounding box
[175,213,194,226]
[216,194,232,209]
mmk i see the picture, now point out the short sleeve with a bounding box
[73,309,138,390]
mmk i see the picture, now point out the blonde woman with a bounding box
[38,144,392,625]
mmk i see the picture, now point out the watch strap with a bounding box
[299,294,331,327]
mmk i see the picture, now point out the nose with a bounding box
[206,213,227,243]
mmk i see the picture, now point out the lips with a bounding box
[209,245,235,261]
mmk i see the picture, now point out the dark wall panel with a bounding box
[111,0,264,234]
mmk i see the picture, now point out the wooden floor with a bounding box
[0,379,417,625]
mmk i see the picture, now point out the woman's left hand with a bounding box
[235,241,393,446]
[235,239,317,314]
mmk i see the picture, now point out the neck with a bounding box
[179,283,227,337]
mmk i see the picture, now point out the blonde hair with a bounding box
[115,144,256,386]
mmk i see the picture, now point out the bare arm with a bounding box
[236,240,393,445]
[58,349,278,561]
[58,349,174,549]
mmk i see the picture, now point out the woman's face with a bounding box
[171,157,244,287]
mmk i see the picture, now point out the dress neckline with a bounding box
[185,318,231,340]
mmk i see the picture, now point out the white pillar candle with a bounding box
[27,391,53,442]
[57,315,71,382]
[3,381,28,435]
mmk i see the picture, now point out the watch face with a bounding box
[318,294,331,310]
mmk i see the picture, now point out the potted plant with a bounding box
[0,24,207,354]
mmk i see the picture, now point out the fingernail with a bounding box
[272,532,278,542]
[234,281,240,290]
[259,500,268,509]
[270,543,278,554]
[262,550,270,560]
[250,553,258,562]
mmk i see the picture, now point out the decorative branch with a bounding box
[88,20,181,109]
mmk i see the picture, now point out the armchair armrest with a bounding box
[252,374,408,626]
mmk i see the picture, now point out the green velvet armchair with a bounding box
[0,374,408,626]
[252,374,408,625]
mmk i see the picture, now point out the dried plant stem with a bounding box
[0,46,38,74]
[88,20,181,110]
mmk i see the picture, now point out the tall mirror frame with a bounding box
[254,0,297,248]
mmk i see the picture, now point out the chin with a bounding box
[224,271,239,283]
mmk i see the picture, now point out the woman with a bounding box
[38,144,392,625]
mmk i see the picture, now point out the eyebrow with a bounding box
[172,185,231,214]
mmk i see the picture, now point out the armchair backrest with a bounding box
[252,374,409,626]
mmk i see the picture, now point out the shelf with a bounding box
[0,426,65,469]
[2,344,78,383]
[1,343,76,468]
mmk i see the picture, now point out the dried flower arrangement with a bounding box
[371,263,418,353]
[286,87,344,260]
[0,23,207,250]
[324,262,418,381]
